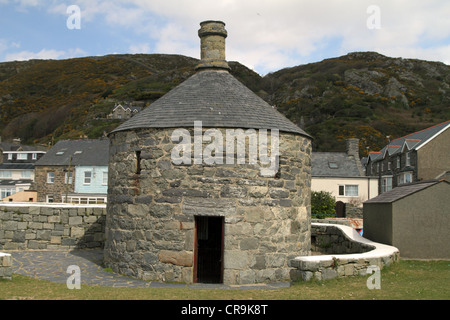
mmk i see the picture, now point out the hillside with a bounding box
[261,52,450,154]
[0,51,449,154]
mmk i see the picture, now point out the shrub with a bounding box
[311,191,336,219]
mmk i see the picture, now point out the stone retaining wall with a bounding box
[0,204,106,250]
[290,223,399,281]
[311,224,372,255]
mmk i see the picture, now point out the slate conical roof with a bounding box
[111,70,309,136]
[111,21,310,138]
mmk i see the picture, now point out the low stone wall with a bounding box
[311,224,372,255]
[291,223,399,281]
[0,203,106,250]
[0,252,12,280]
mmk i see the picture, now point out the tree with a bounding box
[311,191,336,219]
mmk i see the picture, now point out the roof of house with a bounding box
[368,120,450,162]
[110,70,311,138]
[0,163,34,170]
[35,139,109,166]
[364,179,449,204]
[0,179,33,186]
[0,142,46,152]
[312,152,362,177]
[113,104,141,113]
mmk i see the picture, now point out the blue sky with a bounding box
[1,0,449,75]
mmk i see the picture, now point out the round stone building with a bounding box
[104,21,312,285]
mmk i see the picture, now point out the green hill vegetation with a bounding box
[0,51,448,155]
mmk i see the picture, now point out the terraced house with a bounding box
[0,141,46,202]
[365,120,450,193]
[34,139,109,203]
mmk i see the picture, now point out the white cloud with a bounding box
[5,48,87,61]
[7,0,450,73]
[104,0,450,73]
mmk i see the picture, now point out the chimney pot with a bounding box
[195,20,230,72]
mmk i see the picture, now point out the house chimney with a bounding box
[346,138,359,157]
[195,20,230,72]
[346,138,364,176]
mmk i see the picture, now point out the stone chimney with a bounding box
[346,138,364,176]
[195,20,230,72]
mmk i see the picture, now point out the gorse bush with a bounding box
[311,191,336,219]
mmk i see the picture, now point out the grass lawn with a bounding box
[0,260,448,300]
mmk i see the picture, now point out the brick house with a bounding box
[365,120,450,193]
[34,139,109,203]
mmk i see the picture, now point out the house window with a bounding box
[405,172,412,183]
[102,171,108,185]
[21,170,32,178]
[17,153,28,160]
[381,176,393,193]
[136,151,141,174]
[84,171,92,184]
[387,161,391,171]
[338,185,359,197]
[47,172,55,184]
[7,153,12,160]
[0,188,15,199]
[46,195,54,203]
[396,156,400,169]
[398,172,413,185]
[406,152,411,166]
[65,172,73,184]
[328,161,338,169]
[0,170,12,178]
[32,153,37,160]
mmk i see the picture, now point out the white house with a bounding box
[311,139,378,210]
[0,146,46,201]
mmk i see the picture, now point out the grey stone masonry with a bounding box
[105,21,312,286]
[104,127,312,285]
[0,252,12,279]
[291,223,399,282]
[0,204,106,250]
[310,224,373,255]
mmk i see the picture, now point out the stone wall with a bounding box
[0,204,106,250]
[105,128,312,285]
[345,204,363,218]
[291,223,399,282]
[311,224,373,255]
[34,166,75,202]
[0,252,12,280]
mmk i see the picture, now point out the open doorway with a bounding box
[194,216,224,283]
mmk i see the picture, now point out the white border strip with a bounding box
[0,202,106,208]
[293,223,399,263]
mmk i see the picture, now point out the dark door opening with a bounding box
[194,216,224,283]
[335,201,346,218]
